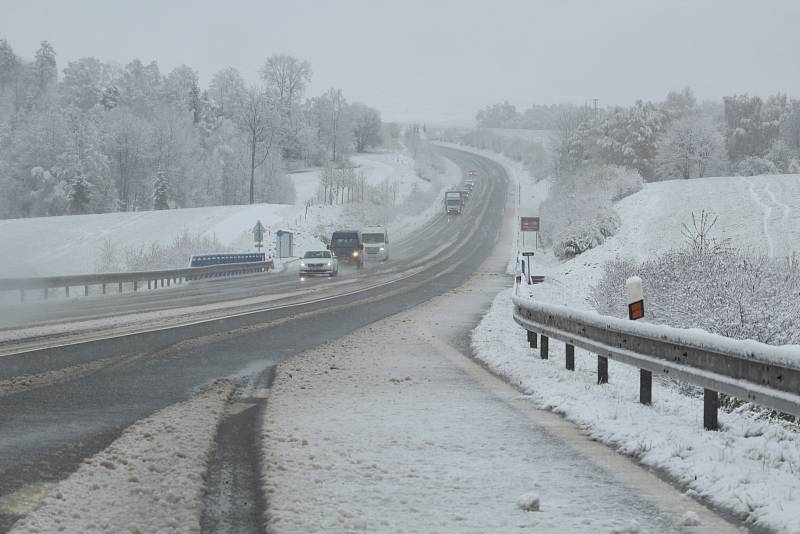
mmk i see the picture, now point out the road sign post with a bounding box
[520,217,540,250]
[253,220,266,251]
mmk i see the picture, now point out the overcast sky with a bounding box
[2,0,800,123]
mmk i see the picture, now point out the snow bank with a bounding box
[474,288,800,533]
[10,381,234,533]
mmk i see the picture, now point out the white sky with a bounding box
[2,0,800,124]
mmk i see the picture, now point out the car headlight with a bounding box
[300,261,305,267]
[379,247,384,251]
[353,251,359,257]
[326,261,332,266]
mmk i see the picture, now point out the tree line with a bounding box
[0,40,384,219]
[475,89,800,181]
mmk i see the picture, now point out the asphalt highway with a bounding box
[0,146,510,532]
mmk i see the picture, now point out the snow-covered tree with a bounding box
[236,86,280,204]
[597,101,665,180]
[350,103,382,152]
[152,168,169,209]
[61,57,110,111]
[68,172,91,214]
[476,101,519,128]
[656,115,726,179]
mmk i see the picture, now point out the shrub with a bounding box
[735,156,778,176]
[591,246,800,345]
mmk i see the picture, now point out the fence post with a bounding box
[540,335,549,360]
[626,276,650,405]
[704,389,719,430]
[565,343,574,371]
[527,330,537,349]
[598,356,608,384]
[640,371,652,405]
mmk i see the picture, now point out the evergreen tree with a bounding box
[153,168,169,210]
[68,172,91,214]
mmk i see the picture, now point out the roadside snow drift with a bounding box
[10,381,234,534]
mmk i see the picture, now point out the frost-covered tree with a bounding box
[208,67,246,118]
[260,54,312,160]
[236,86,280,204]
[350,103,382,152]
[722,93,786,162]
[61,57,110,111]
[152,168,169,209]
[597,101,665,180]
[309,88,352,162]
[656,115,726,179]
[476,101,519,128]
[661,87,697,122]
[29,41,57,104]
[68,172,91,214]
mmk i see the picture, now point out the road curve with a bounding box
[0,147,509,531]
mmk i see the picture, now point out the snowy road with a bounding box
[0,147,508,532]
[261,206,738,533]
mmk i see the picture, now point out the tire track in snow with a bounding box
[764,181,793,255]
[746,177,776,257]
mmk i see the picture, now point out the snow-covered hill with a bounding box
[539,173,800,308]
[0,151,459,277]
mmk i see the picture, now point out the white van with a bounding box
[362,225,389,261]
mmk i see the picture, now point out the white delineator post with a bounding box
[625,276,649,404]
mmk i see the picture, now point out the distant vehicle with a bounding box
[464,180,475,191]
[362,225,389,261]
[299,250,338,277]
[328,230,364,268]
[444,190,465,215]
[468,169,477,176]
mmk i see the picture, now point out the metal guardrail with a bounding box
[0,260,274,302]
[512,288,800,430]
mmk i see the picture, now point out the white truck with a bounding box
[444,190,465,215]
[362,225,389,261]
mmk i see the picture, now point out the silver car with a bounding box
[299,250,338,277]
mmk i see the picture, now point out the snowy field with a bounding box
[0,149,459,278]
[462,145,800,532]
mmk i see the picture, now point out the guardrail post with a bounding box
[540,335,549,359]
[704,389,719,430]
[84,285,89,297]
[640,370,652,405]
[65,286,69,297]
[526,330,537,349]
[598,356,608,384]
[133,280,138,292]
[147,280,151,290]
[565,344,574,370]
[167,278,171,287]
[118,281,123,293]
[102,283,106,295]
